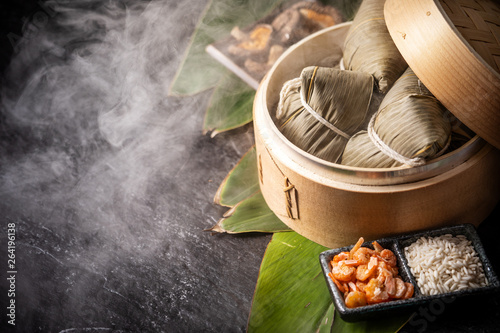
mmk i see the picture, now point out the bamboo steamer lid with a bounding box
[385,0,500,150]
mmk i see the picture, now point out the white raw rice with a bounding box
[404,234,488,295]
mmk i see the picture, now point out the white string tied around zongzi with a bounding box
[367,113,452,167]
[277,78,351,140]
[299,90,351,140]
[367,113,426,167]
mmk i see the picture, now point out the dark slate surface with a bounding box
[0,1,499,332]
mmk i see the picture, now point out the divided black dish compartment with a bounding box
[319,224,500,322]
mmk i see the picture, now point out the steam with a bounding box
[0,1,263,331]
[0,0,209,253]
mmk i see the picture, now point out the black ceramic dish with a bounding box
[319,224,500,322]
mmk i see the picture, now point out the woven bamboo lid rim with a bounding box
[439,0,500,75]
[385,0,500,150]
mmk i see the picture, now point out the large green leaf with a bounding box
[247,232,331,332]
[203,72,255,136]
[318,303,336,333]
[168,0,226,96]
[331,312,410,333]
[169,0,287,96]
[214,145,259,207]
[321,0,363,20]
[210,192,290,233]
[247,232,412,332]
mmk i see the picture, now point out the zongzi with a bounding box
[341,67,452,168]
[343,0,407,93]
[277,66,374,163]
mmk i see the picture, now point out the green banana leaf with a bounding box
[210,143,288,234]
[203,72,255,136]
[318,303,336,333]
[169,0,287,96]
[168,1,223,96]
[331,312,410,333]
[247,231,332,332]
[210,191,290,233]
[247,232,412,333]
[214,145,259,207]
[322,0,362,20]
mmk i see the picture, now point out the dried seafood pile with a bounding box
[222,1,343,80]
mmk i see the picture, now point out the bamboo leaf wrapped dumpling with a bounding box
[343,0,407,93]
[276,66,374,163]
[341,67,452,168]
[341,130,399,168]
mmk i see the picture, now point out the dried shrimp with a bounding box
[328,237,414,308]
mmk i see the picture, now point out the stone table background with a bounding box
[0,1,499,332]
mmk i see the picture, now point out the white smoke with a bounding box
[0,0,211,252]
[0,1,262,331]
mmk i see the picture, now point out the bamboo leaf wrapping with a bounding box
[278,66,374,163]
[342,68,452,168]
[343,0,407,93]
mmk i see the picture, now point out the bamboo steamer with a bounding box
[253,22,500,248]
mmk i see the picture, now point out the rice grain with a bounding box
[404,234,488,295]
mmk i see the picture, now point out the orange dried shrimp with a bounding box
[328,237,414,308]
